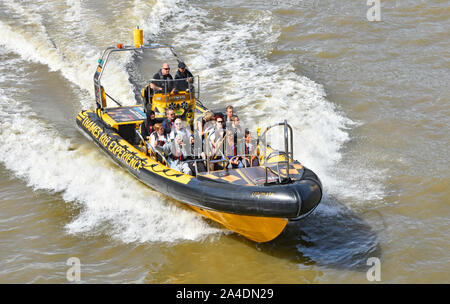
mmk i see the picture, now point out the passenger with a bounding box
[174,62,194,92]
[195,110,215,139]
[150,62,175,94]
[224,105,234,129]
[226,129,243,169]
[140,110,156,142]
[186,135,207,174]
[243,129,259,167]
[169,118,191,143]
[150,123,169,149]
[209,116,225,155]
[162,108,176,135]
[231,114,243,138]
[163,134,192,175]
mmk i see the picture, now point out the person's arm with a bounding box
[150,134,157,148]
[197,120,204,136]
[150,73,164,91]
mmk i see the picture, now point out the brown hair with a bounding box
[153,123,162,132]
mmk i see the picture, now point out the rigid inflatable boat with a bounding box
[76,29,322,242]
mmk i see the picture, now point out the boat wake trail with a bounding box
[0,0,223,243]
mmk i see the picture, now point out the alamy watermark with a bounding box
[366,0,382,22]
[366,257,381,281]
[66,257,81,282]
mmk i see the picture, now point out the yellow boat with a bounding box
[76,29,322,242]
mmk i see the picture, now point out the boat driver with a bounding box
[174,62,194,92]
[150,62,175,94]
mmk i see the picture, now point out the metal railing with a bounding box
[146,76,200,106]
[135,130,170,166]
[259,120,293,184]
[93,42,194,110]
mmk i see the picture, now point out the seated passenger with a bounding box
[186,135,207,174]
[208,116,225,157]
[231,114,243,138]
[174,62,194,92]
[140,110,156,142]
[169,118,191,142]
[163,134,192,175]
[243,129,259,167]
[224,105,234,129]
[162,109,176,135]
[150,123,168,149]
[226,129,243,169]
[195,110,215,140]
[150,62,175,94]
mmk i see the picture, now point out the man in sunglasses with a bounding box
[150,62,175,94]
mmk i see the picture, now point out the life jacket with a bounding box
[152,131,168,147]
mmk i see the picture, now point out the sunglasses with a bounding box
[163,68,170,70]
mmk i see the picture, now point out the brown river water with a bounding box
[0,0,448,283]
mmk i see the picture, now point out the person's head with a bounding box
[154,123,163,135]
[215,116,224,129]
[161,63,171,76]
[178,62,186,73]
[148,110,155,120]
[202,110,214,122]
[174,118,183,130]
[245,129,251,142]
[232,115,239,126]
[166,109,175,121]
[226,105,234,119]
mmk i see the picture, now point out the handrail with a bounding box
[259,120,293,184]
[94,42,189,110]
[146,76,199,101]
[135,130,169,166]
[204,128,228,173]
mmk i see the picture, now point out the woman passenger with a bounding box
[150,123,168,149]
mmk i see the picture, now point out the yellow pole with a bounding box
[133,27,143,48]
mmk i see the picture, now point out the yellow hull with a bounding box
[189,206,288,243]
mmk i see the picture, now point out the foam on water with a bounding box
[0,0,223,243]
[0,82,221,243]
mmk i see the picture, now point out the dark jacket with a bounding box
[151,69,174,93]
[174,69,194,92]
[140,116,157,139]
[162,117,174,135]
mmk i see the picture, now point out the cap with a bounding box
[178,62,186,69]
